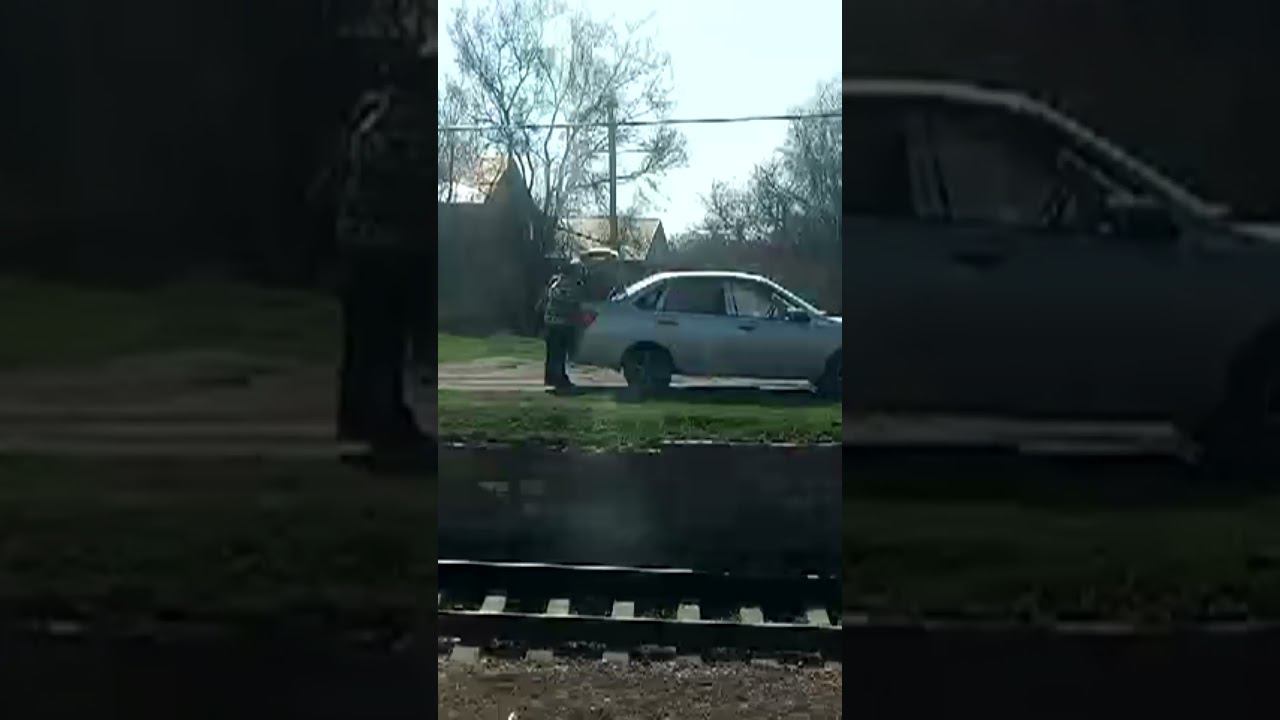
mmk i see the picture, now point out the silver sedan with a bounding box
[571,270,842,396]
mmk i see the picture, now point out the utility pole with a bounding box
[607,98,618,257]
[606,97,624,290]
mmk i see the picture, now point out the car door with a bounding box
[725,279,824,379]
[915,101,1207,417]
[844,98,996,412]
[653,277,735,377]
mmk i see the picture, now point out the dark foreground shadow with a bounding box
[0,631,432,719]
[844,446,1275,509]
[847,624,1280,717]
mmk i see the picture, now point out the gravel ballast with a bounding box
[439,657,841,719]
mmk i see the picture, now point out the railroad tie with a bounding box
[437,560,841,665]
[806,608,832,627]
[525,649,556,663]
[449,645,481,665]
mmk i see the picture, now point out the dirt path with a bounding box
[437,357,814,392]
[0,350,337,419]
[0,350,436,456]
[0,350,1183,457]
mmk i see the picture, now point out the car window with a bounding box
[633,283,665,311]
[730,280,798,319]
[926,106,1119,233]
[660,278,727,315]
[845,102,919,219]
[927,107,1065,228]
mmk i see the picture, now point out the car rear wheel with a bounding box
[621,346,673,396]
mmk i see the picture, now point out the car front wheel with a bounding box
[815,352,841,399]
[1198,344,1280,483]
[621,346,673,396]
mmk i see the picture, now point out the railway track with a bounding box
[437,559,841,665]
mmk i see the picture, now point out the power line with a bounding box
[438,111,840,133]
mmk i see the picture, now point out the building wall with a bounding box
[438,199,541,334]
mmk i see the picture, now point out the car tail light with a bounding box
[576,309,598,328]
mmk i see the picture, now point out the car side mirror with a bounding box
[1103,197,1180,242]
[785,309,811,323]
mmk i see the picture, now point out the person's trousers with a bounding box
[544,325,575,386]
[338,247,426,446]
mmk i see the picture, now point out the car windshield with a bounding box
[766,282,824,316]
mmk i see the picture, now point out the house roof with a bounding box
[437,155,519,205]
[438,182,487,203]
[555,216,665,261]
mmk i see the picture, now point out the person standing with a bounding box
[540,259,587,390]
[334,56,433,465]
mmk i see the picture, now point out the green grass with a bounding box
[437,332,543,364]
[844,457,1280,623]
[0,455,432,628]
[0,278,545,370]
[0,277,338,369]
[437,389,841,449]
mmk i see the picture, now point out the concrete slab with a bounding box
[479,595,507,613]
[449,646,480,664]
[526,649,556,663]
[805,608,832,627]
[677,604,701,622]
[611,601,635,620]
[602,651,630,664]
[545,598,570,616]
[739,606,765,625]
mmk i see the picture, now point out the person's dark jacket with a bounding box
[541,270,586,329]
[336,88,433,257]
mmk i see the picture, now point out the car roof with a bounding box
[843,78,1215,216]
[621,271,824,313]
[620,270,779,300]
[642,270,770,283]
[844,78,1046,112]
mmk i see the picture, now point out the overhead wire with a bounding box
[438,111,840,133]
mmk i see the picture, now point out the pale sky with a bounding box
[437,0,842,235]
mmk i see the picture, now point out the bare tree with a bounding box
[688,81,841,310]
[698,80,842,256]
[701,181,765,245]
[332,0,437,51]
[445,0,686,256]
[438,81,482,202]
